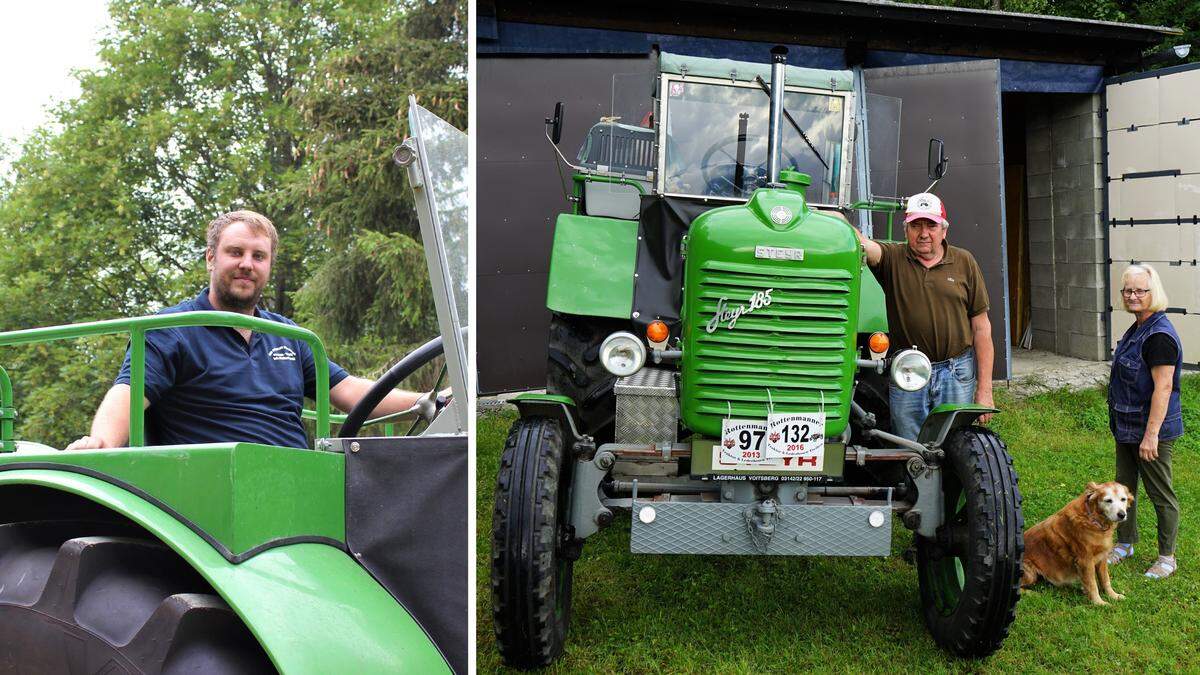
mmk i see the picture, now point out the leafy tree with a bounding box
[289,0,467,378]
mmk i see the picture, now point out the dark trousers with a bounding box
[1115,439,1180,556]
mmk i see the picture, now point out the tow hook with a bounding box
[744,499,783,553]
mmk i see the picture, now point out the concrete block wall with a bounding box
[1024,94,1107,361]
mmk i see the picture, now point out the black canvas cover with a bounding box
[633,195,719,335]
[344,435,468,674]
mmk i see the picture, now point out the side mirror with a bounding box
[546,102,564,145]
[927,138,948,180]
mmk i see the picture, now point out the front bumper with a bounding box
[629,497,892,556]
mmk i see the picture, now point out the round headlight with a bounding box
[599,331,646,377]
[890,348,931,392]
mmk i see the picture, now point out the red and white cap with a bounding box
[904,192,948,227]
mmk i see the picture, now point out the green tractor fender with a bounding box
[511,393,585,446]
[0,469,450,674]
[904,404,999,539]
[545,214,639,319]
[509,392,614,539]
[917,403,999,449]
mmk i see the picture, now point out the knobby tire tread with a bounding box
[491,417,570,669]
[0,523,269,673]
[546,312,621,442]
[921,426,1024,658]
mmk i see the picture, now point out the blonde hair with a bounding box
[206,210,278,257]
[1121,263,1168,313]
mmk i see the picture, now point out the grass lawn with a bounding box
[476,376,1200,672]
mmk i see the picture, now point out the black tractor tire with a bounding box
[852,370,892,437]
[0,520,272,674]
[547,312,626,443]
[916,426,1024,658]
[491,417,574,670]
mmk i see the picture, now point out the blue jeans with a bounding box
[889,348,978,441]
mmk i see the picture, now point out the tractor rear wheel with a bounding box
[916,426,1024,658]
[490,416,574,669]
[0,520,272,674]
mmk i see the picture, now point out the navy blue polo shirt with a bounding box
[115,288,349,448]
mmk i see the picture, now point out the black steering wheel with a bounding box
[337,335,445,438]
[699,135,801,198]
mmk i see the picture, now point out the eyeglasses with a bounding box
[1120,288,1150,298]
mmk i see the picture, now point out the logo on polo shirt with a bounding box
[269,345,297,362]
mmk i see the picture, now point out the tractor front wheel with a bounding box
[0,521,271,673]
[916,426,1024,658]
[490,416,575,670]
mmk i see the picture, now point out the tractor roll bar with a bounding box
[0,366,14,452]
[0,311,333,450]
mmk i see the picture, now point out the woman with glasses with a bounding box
[1106,263,1182,579]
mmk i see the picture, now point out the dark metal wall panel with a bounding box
[478,56,652,393]
[864,50,1104,93]
[865,60,1012,380]
[477,271,552,393]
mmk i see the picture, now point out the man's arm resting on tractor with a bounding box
[65,384,151,450]
[971,311,995,423]
[329,376,429,418]
[854,228,883,267]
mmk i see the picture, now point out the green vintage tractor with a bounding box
[491,47,1023,667]
[0,100,468,673]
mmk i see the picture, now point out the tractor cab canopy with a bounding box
[574,51,858,208]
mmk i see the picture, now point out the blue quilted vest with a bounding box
[1108,311,1184,443]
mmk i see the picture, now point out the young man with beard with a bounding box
[855,193,994,441]
[66,210,429,450]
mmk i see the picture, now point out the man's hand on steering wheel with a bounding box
[337,336,446,438]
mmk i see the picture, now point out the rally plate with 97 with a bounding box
[688,417,844,482]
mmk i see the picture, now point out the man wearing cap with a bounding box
[855,192,994,441]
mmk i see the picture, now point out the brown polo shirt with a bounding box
[872,241,989,362]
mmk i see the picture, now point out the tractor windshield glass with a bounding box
[406,100,468,431]
[661,79,847,204]
[410,103,468,324]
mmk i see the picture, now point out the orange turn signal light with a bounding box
[647,320,669,343]
[869,332,890,355]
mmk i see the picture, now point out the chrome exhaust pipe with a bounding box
[766,45,788,185]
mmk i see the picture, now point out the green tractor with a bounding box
[0,100,468,673]
[491,47,1023,667]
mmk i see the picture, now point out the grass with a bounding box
[476,376,1200,673]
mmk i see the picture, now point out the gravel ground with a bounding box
[1003,348,1111,398]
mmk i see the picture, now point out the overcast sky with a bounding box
[0,1,111,149]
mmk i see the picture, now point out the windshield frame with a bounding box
[654,73,856,208]
[405,97,469,434]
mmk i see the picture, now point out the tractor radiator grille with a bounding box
[682,259,856,437]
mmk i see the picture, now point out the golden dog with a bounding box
[1020,481,1133,605]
